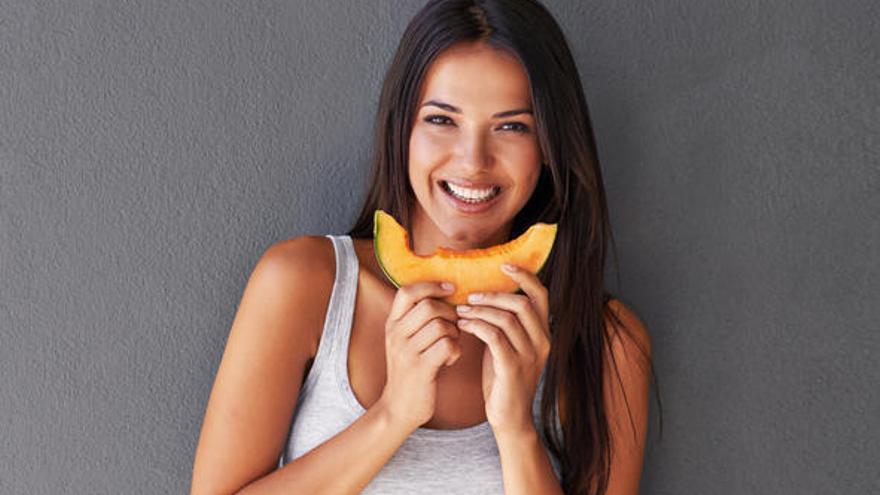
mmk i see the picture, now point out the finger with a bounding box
[420,335,462,369]
[454,304,532,357]
[395,298,458,340]
[499,263,550,322]
[388,281,454,323]
[408,318,461,354]
[465,291,549,351]
[456,318,517,373]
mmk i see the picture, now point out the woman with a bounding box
[192,1,661,493]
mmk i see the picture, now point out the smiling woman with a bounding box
[408,41,544,251]
[191,1,661,495]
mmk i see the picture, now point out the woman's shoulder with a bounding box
[252,235,337,354]
[255,234,337,297]
[603,297,652,366]
[263,235,334,270]
[261,234,379,298]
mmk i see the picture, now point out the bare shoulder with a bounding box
[253,235,336,356]
[190,235,335,495]
[262,235,334,284]
[604,298,652,364]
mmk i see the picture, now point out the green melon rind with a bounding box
[373,210,402,289]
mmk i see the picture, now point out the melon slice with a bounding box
[372,209,558,305]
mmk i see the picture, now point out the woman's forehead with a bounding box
[418,43,532,111]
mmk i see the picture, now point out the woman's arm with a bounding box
[494,300,651,495]
[600,300,652,495]
[495,427,564,495]
[190,237,411,494]
[236,403,411,494]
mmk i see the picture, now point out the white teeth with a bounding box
[445,181,499,200]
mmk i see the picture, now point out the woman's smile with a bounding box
[437,179,504,214]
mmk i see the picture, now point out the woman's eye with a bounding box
[500,122,530,133]
[425,115,452,126]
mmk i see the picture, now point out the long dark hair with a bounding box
[345,1,662,493]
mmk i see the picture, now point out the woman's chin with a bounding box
[440,226,502,250]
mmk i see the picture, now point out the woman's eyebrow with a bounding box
[421,100,533,118]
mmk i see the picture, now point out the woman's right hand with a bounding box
[376,281,463,432]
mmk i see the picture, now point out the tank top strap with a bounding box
[301,235,359,391]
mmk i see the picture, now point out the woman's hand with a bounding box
[454,263,552,436]
[377,281,463,433]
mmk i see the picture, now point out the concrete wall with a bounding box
[1,1,877,493]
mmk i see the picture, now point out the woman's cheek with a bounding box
[499,136,541,163]
[410,125,452,162]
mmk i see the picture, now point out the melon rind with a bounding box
[372,210,403,289]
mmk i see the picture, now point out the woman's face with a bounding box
[408,41,543,254]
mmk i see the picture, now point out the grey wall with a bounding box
[1,1,877,493]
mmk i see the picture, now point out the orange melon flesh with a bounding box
[373,209,558,305]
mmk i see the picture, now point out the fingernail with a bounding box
[467,293,484,303]
[441,282,455,292]
[456,305,471,313]
[502,263,518,272]
[457,319,470,326]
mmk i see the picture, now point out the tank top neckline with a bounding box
[326,234,503,440]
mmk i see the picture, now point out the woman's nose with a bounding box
[455,129,492,170]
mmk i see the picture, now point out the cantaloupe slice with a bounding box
[373,209,558,305]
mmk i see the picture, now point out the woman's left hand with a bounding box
[454,262,552,437]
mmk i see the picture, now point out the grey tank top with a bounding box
[278,234,562,493]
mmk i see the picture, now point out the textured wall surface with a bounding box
[1,1,877,493]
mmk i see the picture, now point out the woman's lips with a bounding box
[437,180,503,214]
[443,178,500,189]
